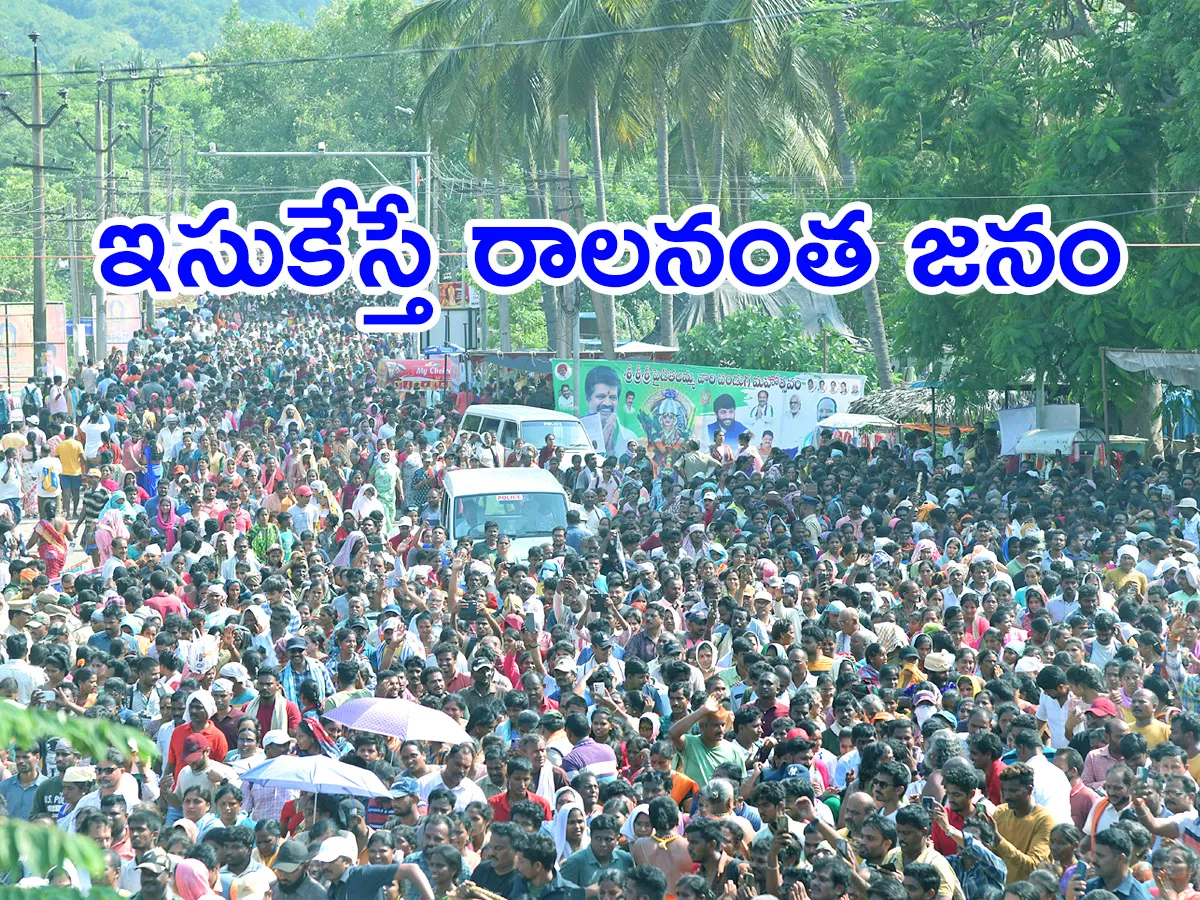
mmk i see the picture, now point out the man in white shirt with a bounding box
[0,447,21,522]
[417,742,487,809]
[0,633,47,705]
[174,733,240,800]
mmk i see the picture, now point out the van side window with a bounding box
[498,421,517,448]
[481,418,503,441]
[462,415,482,433]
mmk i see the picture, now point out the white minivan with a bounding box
[441,468,569,560]
[458,404,600,461]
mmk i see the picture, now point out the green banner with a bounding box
[552,359,865,461]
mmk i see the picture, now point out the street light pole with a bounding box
[0,31,69,380]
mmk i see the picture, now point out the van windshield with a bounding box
[453,492,568,540]
[520,419,591,448]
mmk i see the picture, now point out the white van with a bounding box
[441,468,568,560]
[458,404,599,461]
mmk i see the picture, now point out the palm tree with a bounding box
[778,33,894,387]
[391,0,565,352]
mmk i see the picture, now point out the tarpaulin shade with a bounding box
[1105,350,1200,390]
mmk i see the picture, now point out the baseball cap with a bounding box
[270,841,311,874]
[263,729,293,747]
[397,516,414,527]
[336,798,366,829]
[391,777,420,798]
[913,689,939,706]
[1086,697,1120,719]
[471,656,496,672]
[347,616,370,631]
[296,485,314,497]
[62,765,96,784]
[311,835,358,864]
[182,734,211,764]
[136,848,174,876]
[285,636,308,652]
[551,658,576,675]
[593,633,613,650]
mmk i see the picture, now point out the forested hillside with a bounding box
[0,0,326,61]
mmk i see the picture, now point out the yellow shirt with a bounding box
[1103,567,1148,597]
[992,803,1053,885]
[1188,752,1200,784]
[54,439,84,477]
[899,846,962,900]
[0,433,24,453]
[1132,719,1171,748]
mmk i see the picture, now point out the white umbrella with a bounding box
[240,754,389,798]
[324,697,473,745]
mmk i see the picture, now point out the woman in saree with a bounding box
[25,502,73,580]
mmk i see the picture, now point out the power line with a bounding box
[0,0,910,80]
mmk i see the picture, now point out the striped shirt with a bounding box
[561,737,619,782]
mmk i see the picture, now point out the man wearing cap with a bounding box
[175,732,240,800]
[389,777,423,828]
[279,635,335,706]
[311,834,435,900]
[164,690,230,795]
[269,840,326,899]
[129,847,175,900]
[461,654,507,716]
[57,764,96,833]
[244,730,298,823]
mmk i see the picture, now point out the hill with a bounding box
[0,0,327,64]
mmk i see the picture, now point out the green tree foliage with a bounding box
[798,0,1200,416]
[0,0,325,61]
[675,309,877,381]
[0,702,155,885]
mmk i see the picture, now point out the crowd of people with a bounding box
[0,290,1198,900]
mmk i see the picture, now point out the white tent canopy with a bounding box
[816,413,901,431]
[1012,427,1107,456]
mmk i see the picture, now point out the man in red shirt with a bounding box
[164,690,230,792]
[246,666,301,736]
[488,756,552,823]
[143,571,188,619]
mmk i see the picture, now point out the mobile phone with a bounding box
[757,743,774,763]
[921,797,937,812]
[974,800,988,818]
[1074,862,1088,883]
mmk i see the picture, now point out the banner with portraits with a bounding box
[552,359,865,464]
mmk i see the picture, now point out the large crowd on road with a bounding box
[1,289,1200,900]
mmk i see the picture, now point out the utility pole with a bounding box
[141,83,154,327]
[75,74,122,362]
[165,130,174,233]
[67,190,84,365]
[490,160,511,352]
[0,32,70,379]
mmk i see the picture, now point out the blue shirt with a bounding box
[1085,874,1153,900]
[0,773,45,820]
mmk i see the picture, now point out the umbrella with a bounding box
[324,697,473,745]
[239,755,389,799]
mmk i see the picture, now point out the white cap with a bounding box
[263,729,293,747]
[311,835,358,864]
[397,516,414,528]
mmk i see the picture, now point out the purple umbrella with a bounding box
[324,697,473,745]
